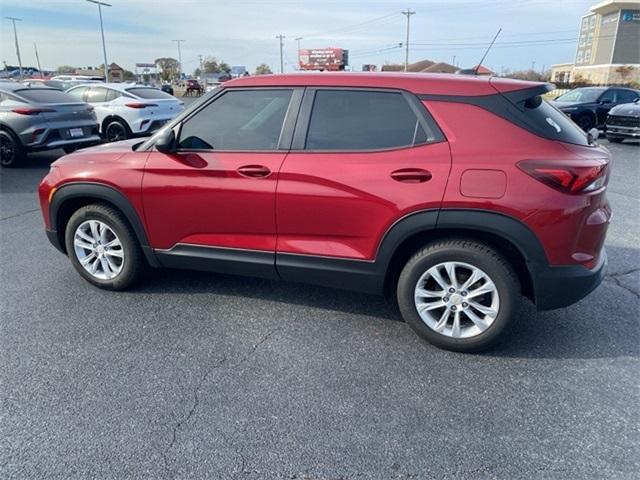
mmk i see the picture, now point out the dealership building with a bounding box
[550,0,640,84]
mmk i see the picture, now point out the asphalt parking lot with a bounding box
[1,125,638,478]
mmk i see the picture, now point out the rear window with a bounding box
[522,96,591,146]
[126,87,173,100]
[15,88,80,104]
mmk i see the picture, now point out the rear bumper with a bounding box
[532,249,607,310]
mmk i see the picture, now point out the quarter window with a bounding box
[178,89,293,151]
[106,89,122,102]
[305,90,428,150]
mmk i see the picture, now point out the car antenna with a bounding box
[474,28,502,75]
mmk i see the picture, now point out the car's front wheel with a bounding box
[606,136,624,143]
[397,240,520,352]
[64,204,145,290]
[0,130,25,168]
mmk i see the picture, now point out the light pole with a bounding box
[86,0,111,82]
[276,35,285,73]
[5,17,23,80]
[402,8,415,72]
[172,39,185,81]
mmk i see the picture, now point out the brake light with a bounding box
[12,107,56,115]
[125,103,158,109]
[518,160,608,194]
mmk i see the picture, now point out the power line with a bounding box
[296,12,399,39]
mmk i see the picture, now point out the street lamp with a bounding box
[172,40,185,81]
[86,0,111,82]
[5,17,23,80]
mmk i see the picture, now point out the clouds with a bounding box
[1,0,592,74]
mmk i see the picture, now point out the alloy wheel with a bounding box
[414,261,500,339]
[106,123,126,142]
[73,220,124,280]
[0,136,16,166]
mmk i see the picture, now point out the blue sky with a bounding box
[0,0,595,74]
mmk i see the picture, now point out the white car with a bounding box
[66,83,184,142]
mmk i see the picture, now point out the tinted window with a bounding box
[305,90,421,150]
[599,89,615,103]
[616,89,638,104]
[523,96,590,146]
[85,87,108,103]
[126,87,173,100]
[178,89,292,150]
[14,88,80,104]
[67,86,89,101]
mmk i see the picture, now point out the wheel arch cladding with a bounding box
[379,209,545,301]
[50,183,159,267]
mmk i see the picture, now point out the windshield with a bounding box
[556,88,604,103]
[126,87,174,99]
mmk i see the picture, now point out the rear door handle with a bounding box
[390,168,432,183]
[237,165,271,178]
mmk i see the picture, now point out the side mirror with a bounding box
[587,127,599,145]
[154,128,175,153]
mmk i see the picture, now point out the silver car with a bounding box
[0,83,100,167]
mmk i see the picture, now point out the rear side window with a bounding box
[178,89,293,150]
[521,96,590,146]
[106,89,122,101]
[126,87,173,100]
[14,88,79,104]
[305,90,425,150]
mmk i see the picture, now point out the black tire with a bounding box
[397,239,520,353]
[64,204,145,290]
[575,114,595,132]
[0,129,26,168]
[606,136,624,143]
[103,120,129,143]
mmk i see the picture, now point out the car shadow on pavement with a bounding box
[137,245,638,360]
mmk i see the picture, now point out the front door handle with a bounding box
[390,168,432,183]
[237,165,271,178]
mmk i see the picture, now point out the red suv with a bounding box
[38,73,611,352]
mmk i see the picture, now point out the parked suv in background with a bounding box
[38,73,611,352]
[66,83,184,142]
[0,84,100,167]
[605,98,640,143]
[553,86,640,131]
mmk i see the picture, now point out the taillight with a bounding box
[125,103,158,109]
[518,159,608,194]
[12,107,56,115]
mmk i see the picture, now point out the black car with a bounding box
[605,98,640,143]
[160,84,174,96]
[553,86,640,131]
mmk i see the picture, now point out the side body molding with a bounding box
[49,182,160,267]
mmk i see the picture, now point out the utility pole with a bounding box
[295,37,302,52]
[452,55,456,67]
[34,43,42,73]
[276,34,285,73]
[402,8,415,72]
[86,1,111,81]
[5,17,23,80]
[531,61,536,72]
[172,39,185,81]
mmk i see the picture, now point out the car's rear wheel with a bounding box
[0,130,25,168]
[104,120,129,143]
[64,204,144,290]
[576,114,595,132]
[397,239,520,352]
